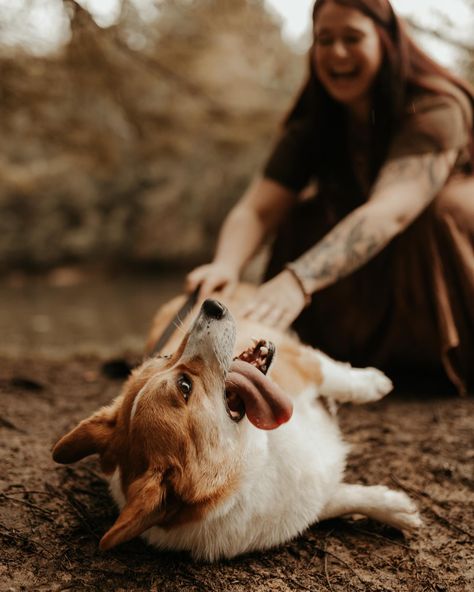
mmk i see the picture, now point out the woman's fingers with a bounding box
[243,299,291,328]
[185,263,238,300]
[221,281,238,300]
[200,276,228,299]
[264,306,289,328]
[185,265,208,292]
[240,270,308,329]
[244,301,272,323]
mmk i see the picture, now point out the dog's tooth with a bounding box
[261,365,267,372]
[260,346,268,356]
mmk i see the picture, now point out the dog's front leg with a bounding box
[319,483,421,531]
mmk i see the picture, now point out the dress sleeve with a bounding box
[262,119,315,192]
[388,91,472,160]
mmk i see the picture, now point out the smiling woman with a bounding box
[313,3,384,121]
[187,0,474,395]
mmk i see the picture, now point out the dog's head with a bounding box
[52,299,293,550]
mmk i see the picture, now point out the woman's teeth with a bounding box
[330,70,358,79]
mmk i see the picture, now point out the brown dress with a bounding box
[263,79,474,394]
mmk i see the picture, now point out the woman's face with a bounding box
[313,2,383,118]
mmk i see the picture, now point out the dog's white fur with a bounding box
[53,286,421,561]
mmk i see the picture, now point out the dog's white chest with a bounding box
[131,396,347,560]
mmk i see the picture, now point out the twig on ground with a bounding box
[287,578,322,592]
[325,548,369,590]
[84,567,128,577]
[324,540,334,592]
[0,522,55,557]
[3,488,52,496]
[0,416,25,432]
[0,492,55,521]
[311,543,369,591]
[58,580,96,592]
[347,523,412,550]
[63,490,100,541]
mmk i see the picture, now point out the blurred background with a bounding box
[0,0,473,357]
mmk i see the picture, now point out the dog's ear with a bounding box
[52,406,117,464]
[100,471,165,551]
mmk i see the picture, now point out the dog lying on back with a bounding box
[52,284,421,560]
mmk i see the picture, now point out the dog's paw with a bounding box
[349,367,393,403]
[372,487,422,531]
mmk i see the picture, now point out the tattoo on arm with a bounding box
[288,150,456,294]
[372,151,455,196]
[288,212,384,292]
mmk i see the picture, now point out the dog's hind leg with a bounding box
[310,349,393,404]
[319,483,422,531]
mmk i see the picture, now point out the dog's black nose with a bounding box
[202,299,226,319]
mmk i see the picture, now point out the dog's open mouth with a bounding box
[225,339,275,423]
[236,339,275,376]
[224,339,292,430]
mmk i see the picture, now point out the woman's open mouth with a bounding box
[327,66,361,81]
[225,339,275,422]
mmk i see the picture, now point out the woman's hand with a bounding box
[185,178,296,302]
[185,262,239,299]
[240,270,308,330]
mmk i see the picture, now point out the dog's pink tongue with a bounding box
[225,359,293,430]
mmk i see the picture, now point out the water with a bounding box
[0,270,185,358]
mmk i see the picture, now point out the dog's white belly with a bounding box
[138,391,348,560]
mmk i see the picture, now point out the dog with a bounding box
[52,284,421,561]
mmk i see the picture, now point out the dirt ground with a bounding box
[1,352,473,592]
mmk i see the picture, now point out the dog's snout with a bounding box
[202,299,227,320]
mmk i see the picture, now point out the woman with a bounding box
[186,0,474,394]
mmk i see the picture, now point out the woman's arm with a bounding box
[186,177,296,297]
[288,149,457,295]
[243,149,457,328]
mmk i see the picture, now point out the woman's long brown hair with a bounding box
[287,0,474,187]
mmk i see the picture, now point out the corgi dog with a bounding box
[52,285,421,561]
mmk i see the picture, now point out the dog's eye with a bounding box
[177,375,192,401]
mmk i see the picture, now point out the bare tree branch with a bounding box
[405,16,474,54]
